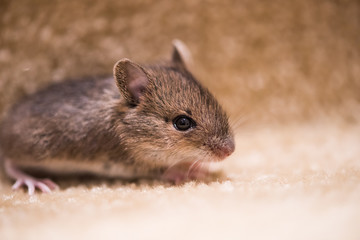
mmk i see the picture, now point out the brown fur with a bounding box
[0,43,234,179]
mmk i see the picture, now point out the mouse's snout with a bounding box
[210,137,235,160]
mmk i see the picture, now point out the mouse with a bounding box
[0,40,235,194]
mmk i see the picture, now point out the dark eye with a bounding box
[173,115,195,131]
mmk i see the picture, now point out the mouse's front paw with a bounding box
[162,161,211,184]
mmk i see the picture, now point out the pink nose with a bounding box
[212,138,235,159]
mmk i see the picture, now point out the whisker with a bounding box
[165,157,184,173]
[187,159,202,178]
[230,115,248,131]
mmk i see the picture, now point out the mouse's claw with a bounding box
[5,159,59,195]
[11,173,59,195]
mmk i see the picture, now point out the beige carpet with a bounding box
[1,1,360,239]
[1,123,359,239]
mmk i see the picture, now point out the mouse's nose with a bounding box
[211,137,235,160]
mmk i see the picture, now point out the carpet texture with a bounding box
[1,1,360,239]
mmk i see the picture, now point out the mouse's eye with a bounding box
[173,115,196,131]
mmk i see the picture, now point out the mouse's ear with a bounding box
[171,39,193,70]
[113,58,149,105]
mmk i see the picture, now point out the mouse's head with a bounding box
[113,40,234,168]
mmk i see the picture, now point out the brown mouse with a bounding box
[0,40,235,194]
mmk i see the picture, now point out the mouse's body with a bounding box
[0,41,235,194]
[1,77,143,179]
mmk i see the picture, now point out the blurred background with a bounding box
[1,0,359,125]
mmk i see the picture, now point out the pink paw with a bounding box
[5,160,59,195]
[162,161,210,184]
[12,177,59,195]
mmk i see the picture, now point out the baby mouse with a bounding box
[0,40,235,194]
